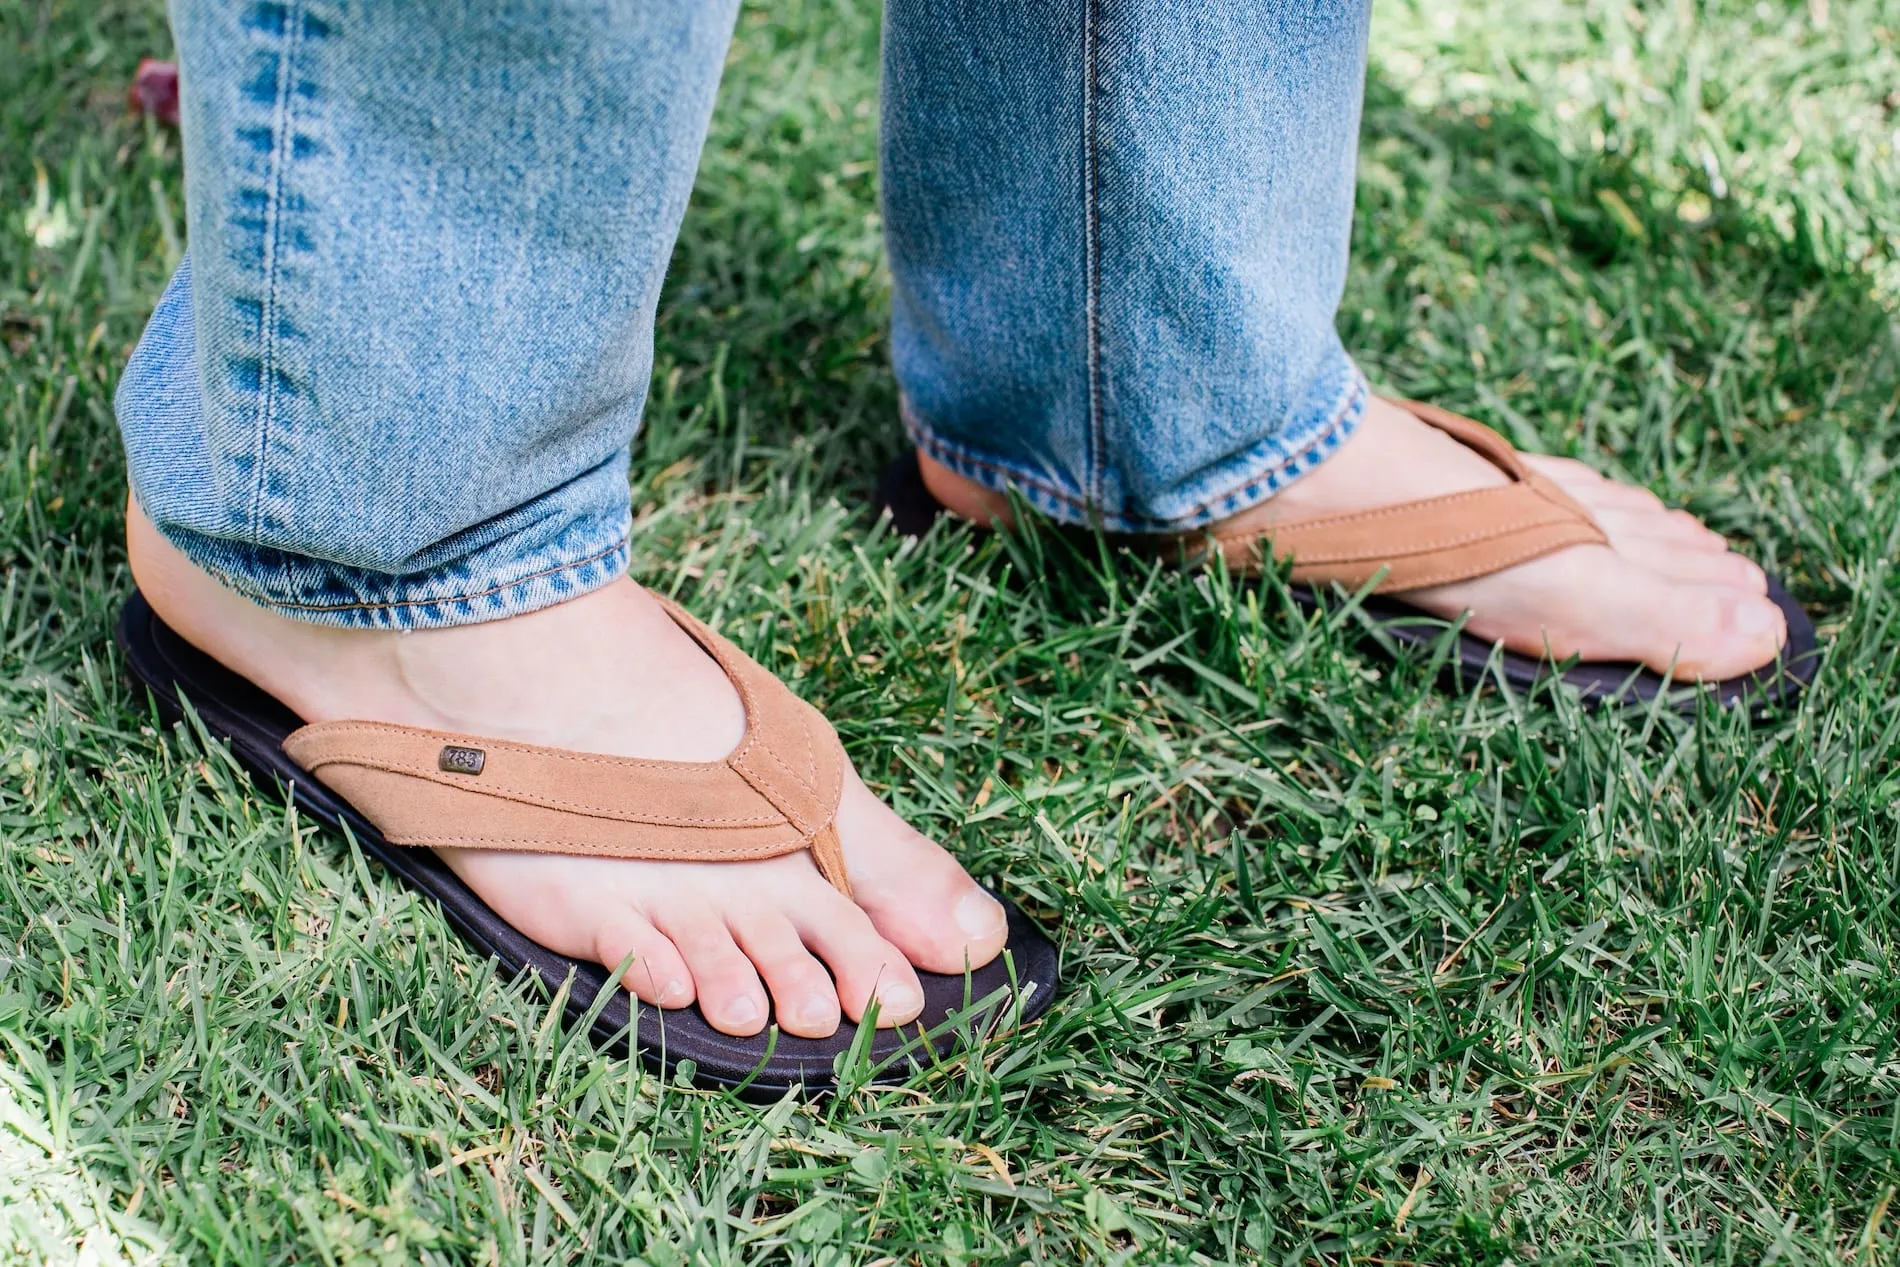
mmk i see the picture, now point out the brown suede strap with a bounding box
[280,598,854,897]
[1207,399,1609,592]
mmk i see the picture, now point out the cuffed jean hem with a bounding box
[901,357,1369,535]
[151,516,632,632]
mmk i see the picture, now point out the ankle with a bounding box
[127,499,384,711]
[916,450,1015,528]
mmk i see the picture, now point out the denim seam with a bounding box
[226,533,629,615]
[1081,0,1105,509]
[247,0,304,547]
[902,373,1365,533]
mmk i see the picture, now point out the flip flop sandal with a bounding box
[876,399,1819,715]
[117,590,1059,1096]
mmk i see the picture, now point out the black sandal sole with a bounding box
[116,590,1060,1098]
[875,450,1819,717]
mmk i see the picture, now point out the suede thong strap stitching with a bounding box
[1237,485,1587,556]
[279,598,855,897]
[282,723,778,824]
[1207,399,1609,593]
[660,602,844,836]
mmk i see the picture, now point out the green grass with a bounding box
[4,0,1900,1261]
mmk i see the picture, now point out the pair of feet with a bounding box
[129,398,1787,1040]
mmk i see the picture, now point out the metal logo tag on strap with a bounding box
[438,745,487,775]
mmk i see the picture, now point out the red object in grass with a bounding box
[128,58,179,127]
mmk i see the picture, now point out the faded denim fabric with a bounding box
[120,0,1372,628]
[119,0,739,627]
[883,0,1372,531]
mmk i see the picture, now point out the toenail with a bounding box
[796,995,836,1028]
[656,979,690,1007]
[876,981,922,1015]
[726,995,761,1025]
[955,889,1007,939]
[1734,600,1780,638]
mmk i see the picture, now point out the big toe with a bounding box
[1598,568,1786,680]
[835,772,1009,977]
[1680,589,1787,680]
[1437,546,1789,682]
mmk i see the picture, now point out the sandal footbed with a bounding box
[117,590,1060,1097]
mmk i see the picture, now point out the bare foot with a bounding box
[128,503,1008,1039]
[919,396,1786,680]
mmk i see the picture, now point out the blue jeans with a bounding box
[119,0,1371,629]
